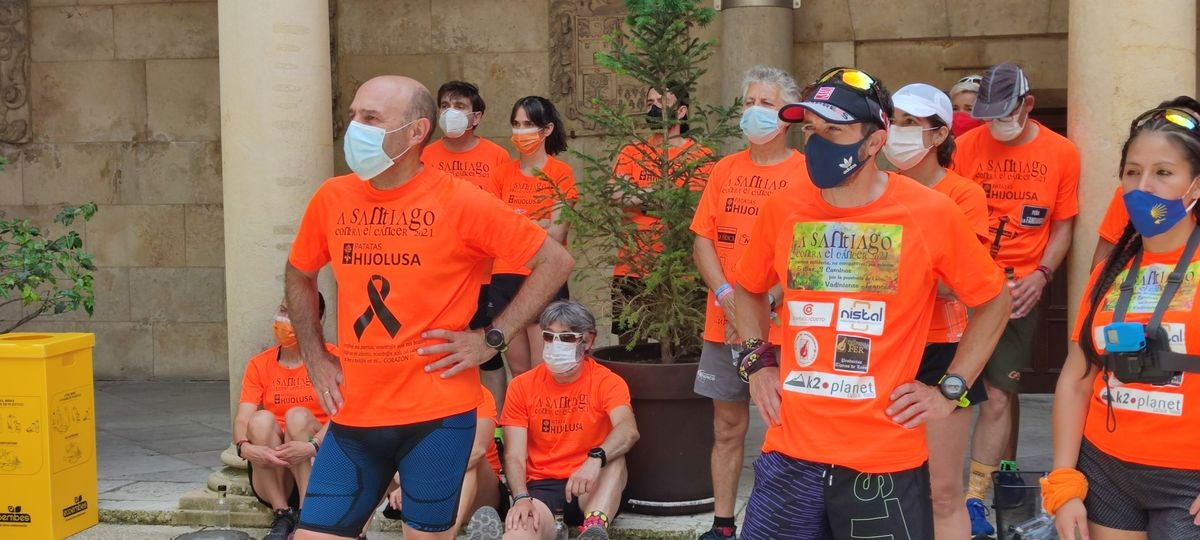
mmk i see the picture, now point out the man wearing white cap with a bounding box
[953,62,1080,537]
[885,83,992,540]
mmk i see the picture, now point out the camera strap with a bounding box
[1111,226,1200,371]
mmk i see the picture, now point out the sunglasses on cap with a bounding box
[1132,107,1200,133]
[816,68,886,105]
[542,331,585,344]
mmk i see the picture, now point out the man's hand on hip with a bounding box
[419,328,493,378]
[305,348,344,416]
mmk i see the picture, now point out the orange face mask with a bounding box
[511,127,543,155]
[273,318,297,349]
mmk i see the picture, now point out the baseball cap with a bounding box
[891,83,953,126]
[779,68,888,127]
[971,63,1030,120]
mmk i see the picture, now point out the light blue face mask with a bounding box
[739,105,782,144]
[343,120,414,180]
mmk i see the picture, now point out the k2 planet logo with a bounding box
[836,299,885,336]
[0,505,31,524]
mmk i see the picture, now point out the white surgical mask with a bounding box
[882,125,933,170]
[438,108,471,138]
[543,340,581,374]
[988,115,1024,142]
[343,120,414,180]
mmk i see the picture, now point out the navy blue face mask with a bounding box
[804,132,868,189]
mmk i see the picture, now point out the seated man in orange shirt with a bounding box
[233,293,335,540]
[468,301,639,540]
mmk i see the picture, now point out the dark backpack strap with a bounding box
[1146,226,1200,335]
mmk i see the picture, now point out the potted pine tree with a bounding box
[557,0,739,515]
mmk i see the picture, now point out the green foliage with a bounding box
[558,0,739,363]
[0,201,99,333]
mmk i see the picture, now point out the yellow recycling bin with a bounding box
[0,333,98,539]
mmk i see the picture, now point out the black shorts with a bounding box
[527,479,584,527]
[246,461,301,510]
[487,274,570,319]
[742,452,933,540]
[610,276,644,336]
[916,342,988,406]
[1078,438,1200,536]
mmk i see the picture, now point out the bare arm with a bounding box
[285,263,343,415]
[1051,343,1097,470]
[731,284,770,343]
[502,426,531,497]
[232,402,258,444]
[693,236,728,292]
[547,204,569,244]
[1041,218,1075,273]
[1091,237,1115,269]
[597,406,639,459]
[467,417,496,470]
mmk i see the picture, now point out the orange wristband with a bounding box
[1039,468,1088,515]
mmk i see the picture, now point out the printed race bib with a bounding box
[783,370,876,400]
[1097,385,1184,416]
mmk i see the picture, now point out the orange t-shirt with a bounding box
[477,385,502,475]
[690,149,809,343]
[952,120,1080,279]
[288,167,549,427]
[734,172,1005,473]
[1097,185,1129,244]
[239,344,335,430]
[1071,239,1200,470]
[612,139,713,277]
[927,170,991,343]
[499,358,631,481]
[492,157,577,276]
[420,137,510,197]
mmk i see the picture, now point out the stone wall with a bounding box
[0,0,223,380]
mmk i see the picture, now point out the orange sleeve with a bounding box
[598,370,632,413]
[288,183,332,273]
[556,161,578,201]
[930,202,1006,307]
[1052,140,1082,221]
[478,386,499,423]
[1070,265,1106,343]
[1097,186,1128,243]
[689,157,729,240]
[238,352,266,405]
[949,131,977,177]
[733,193,783,294]
[499,375,530,427]
[956,180,992,243]
[457,183,549,268]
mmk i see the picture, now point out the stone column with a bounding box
[1066,0,1196,323]
[218,0,334,415]
[719,0,796,108]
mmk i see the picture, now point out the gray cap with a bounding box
[971,63,1030,120]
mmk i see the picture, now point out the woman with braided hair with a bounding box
[1048,97,1200,540]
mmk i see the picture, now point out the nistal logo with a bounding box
[836,299,885,336]
[353,275,402,340]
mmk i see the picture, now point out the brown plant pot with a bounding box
[593,343,715,516]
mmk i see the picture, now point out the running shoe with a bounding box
[262,508,297,540]
[466,506,504,540]
[966,497,995,537]
[698,526,737,540]
[578,524,610,540]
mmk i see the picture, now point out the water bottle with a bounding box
[213,484,231,530]
[553,518,568,540]
[1010,512,1056,539]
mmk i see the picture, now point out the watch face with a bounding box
[485,329,504,347]
[942,376,966,396]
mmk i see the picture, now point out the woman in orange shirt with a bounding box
[1049,100,1200,539]
[489,96,576,376]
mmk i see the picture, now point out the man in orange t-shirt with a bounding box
[610,85,711,341]
[732,69,1010,540]
[688,65,797,540]
[491,301,638,540]
[420,80,513,414]
[952,64,1079,528]
[285,76,574,540]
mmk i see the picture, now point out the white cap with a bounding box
[891,83,953,127]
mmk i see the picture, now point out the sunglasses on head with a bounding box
[1132,107,1200,133]
[956,75,982,85]
[542,331,585,344]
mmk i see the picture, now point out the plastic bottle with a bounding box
[554,517,568,540]
[214,484,231,530]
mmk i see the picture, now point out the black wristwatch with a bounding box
[484,325,508,353]
[938,373,970,407]
[587,447,608,467]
